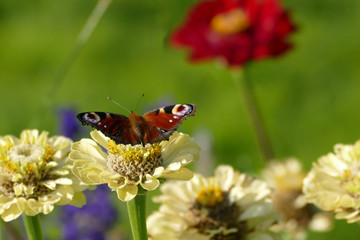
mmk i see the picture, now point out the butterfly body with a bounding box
[77,104,196,145]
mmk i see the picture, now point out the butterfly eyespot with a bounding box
[176,105,186,112]
[84,113,101,124]
[172,104,193,116]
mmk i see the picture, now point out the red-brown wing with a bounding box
[127,112,170,145]
[141,125,169,144]
[143,104,196,130]
[77,112,139,145]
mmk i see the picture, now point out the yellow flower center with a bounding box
[343,169,351,178]
[342,168,360,196]
[4,161,15,172]
[25,162,34,174]
[196,186,223,207]
[0,142,57,199]
[210,9,249,35]
[0,142,13,155]
[9,144,44,164]
[43,145,54,162]
[108,139,119,154]
[189,188,248,239]
[107,140,163,182]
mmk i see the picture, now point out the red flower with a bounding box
[170,0,296,67]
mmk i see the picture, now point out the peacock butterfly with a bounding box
[77,104,196,145]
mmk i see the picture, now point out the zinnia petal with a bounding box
[147,165,280,239]
[304,140,360,224]
[70,130,200,201]
[0,130,87,221]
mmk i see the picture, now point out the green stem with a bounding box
[22,215,43,240]
[0,220,3,240]
[127,189,148,240]
[233,69,274,162]
[29,0,113,128]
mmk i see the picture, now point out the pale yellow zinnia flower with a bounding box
[70,130,200,201]
[147,165,281,240]
[262,158,332,240]
[303,140,360,223]
[0,130,86,222]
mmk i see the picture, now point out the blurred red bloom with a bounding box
[170,0,296,67]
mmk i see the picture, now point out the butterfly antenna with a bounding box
[134,93,145,112]
[107,97,132,113]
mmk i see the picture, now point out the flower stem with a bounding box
[29,0,113,128]
[232,69,274,162]
[126,189,148,240]
[0,220,3,240]
[22,215,44,240]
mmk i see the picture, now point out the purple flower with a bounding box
[58,108,80,140]
[58,107,117,239]
[61,185,117,240]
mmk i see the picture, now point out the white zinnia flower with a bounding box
[262,158,332,240]
[70,130,200,201]
[0,130,86,222]
[303,140,360,223]
[147,165,280,240]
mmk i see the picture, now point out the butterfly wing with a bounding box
[77,112,139,145]
[78,104,196,145]
[141,104,196,143]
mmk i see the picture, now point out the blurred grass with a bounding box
[1,0,360,239]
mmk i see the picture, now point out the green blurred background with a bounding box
[1,0,360,239]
